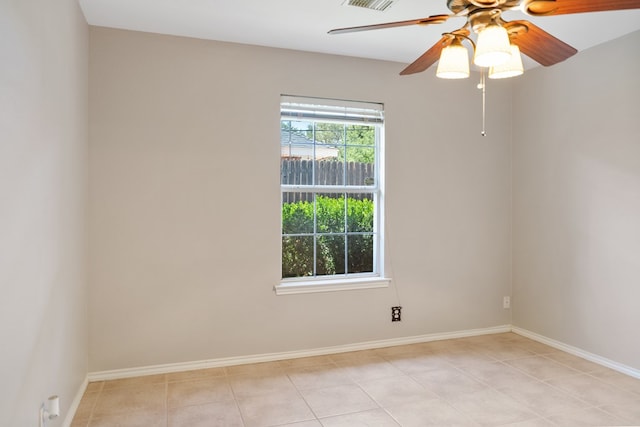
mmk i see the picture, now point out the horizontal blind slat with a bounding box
[281,95,383,124]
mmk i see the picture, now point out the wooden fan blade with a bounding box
[400,29,471,75]
[504,20,577,66]
[328,14,450,35]
[523,0,640,16]
[400,36,450,75]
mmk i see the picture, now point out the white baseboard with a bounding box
[512,326,640,379]
[87,324,511,381]
[86,325,640,383]
[68,324,639,426]
[61,376,88,427]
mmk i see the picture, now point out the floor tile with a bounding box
[85,382,105,393]
[278,355,336,369]
[92,383,166,417]
[167,377,234,408]
[508,339,557,356]
[70,333,640,427]
[590,368,640,394]
[385,397,480,427]
[468,344,536,362]
[447,389,539,426]
[428,338,480,352]
[166,367,226,383]
[287,364,354,390]
[229,372,298,398]
[599,398,640,424]
[496,379,590,417]
[384,352,454,375]
[236,390,314,427]
[74,391,100,421]
[168,400,243,427]
[458,334,506,346]
[339,357,405,383]
[319,408,400,426]
[358,375,439,408]
[329,350,379,364]
[89,409,167,427]
[70,418,89,427]
[299,384,378,418]
[500,419,555,427]
[411,365,487,400]
[102,374,166,390]
[545,407,627,426]
[277,421,322,427]
[540,352,603,373]
[373,343,431,358]
[545,373,639,406]
[442,350,503,368]
[505,356,581,380]
[459,360,539,389]
[225,361,283,377]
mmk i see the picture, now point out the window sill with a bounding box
[274,277,391,295]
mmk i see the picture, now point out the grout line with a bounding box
[226,370,248,427]
[86,382,103,426]
[164,380,169,427]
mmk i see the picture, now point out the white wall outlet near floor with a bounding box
[503,296,511,309]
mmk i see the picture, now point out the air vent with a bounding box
[343,0,398,12]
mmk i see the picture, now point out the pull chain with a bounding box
[478,69,487,136]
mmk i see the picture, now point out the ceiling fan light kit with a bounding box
[329,0,640,76]
[330,0,640,132]
[473,23,513,67]
[489,44,524,78]
[436,38,471,79]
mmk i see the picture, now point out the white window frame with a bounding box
[276,95,390,295]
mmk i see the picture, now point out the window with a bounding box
[277,95,388,294]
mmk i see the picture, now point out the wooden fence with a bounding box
[281,159,374,203]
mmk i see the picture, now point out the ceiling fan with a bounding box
[329,0,640,78]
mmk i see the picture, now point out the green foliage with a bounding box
[339,124,375,164]
[282,195,374,278]
[281,200,314,234]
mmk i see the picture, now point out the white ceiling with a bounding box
[79,0,640,70]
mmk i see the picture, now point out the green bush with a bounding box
[282,195,374,278]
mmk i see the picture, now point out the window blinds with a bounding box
[280,95,384,124]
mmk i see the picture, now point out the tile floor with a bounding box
[71,333,640,427]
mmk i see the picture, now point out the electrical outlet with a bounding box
[40,395,59,427]
[391,306,402,322]
[503,296,511,309]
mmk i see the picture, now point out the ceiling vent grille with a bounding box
[342,0,398,12]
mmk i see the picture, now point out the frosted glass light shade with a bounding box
[489,44,524,79]
[436,40,470,79]
[474,24,511,67]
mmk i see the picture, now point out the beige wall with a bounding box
[0,0,89,425]
[88,27,513,371]
[512,31,640,370]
